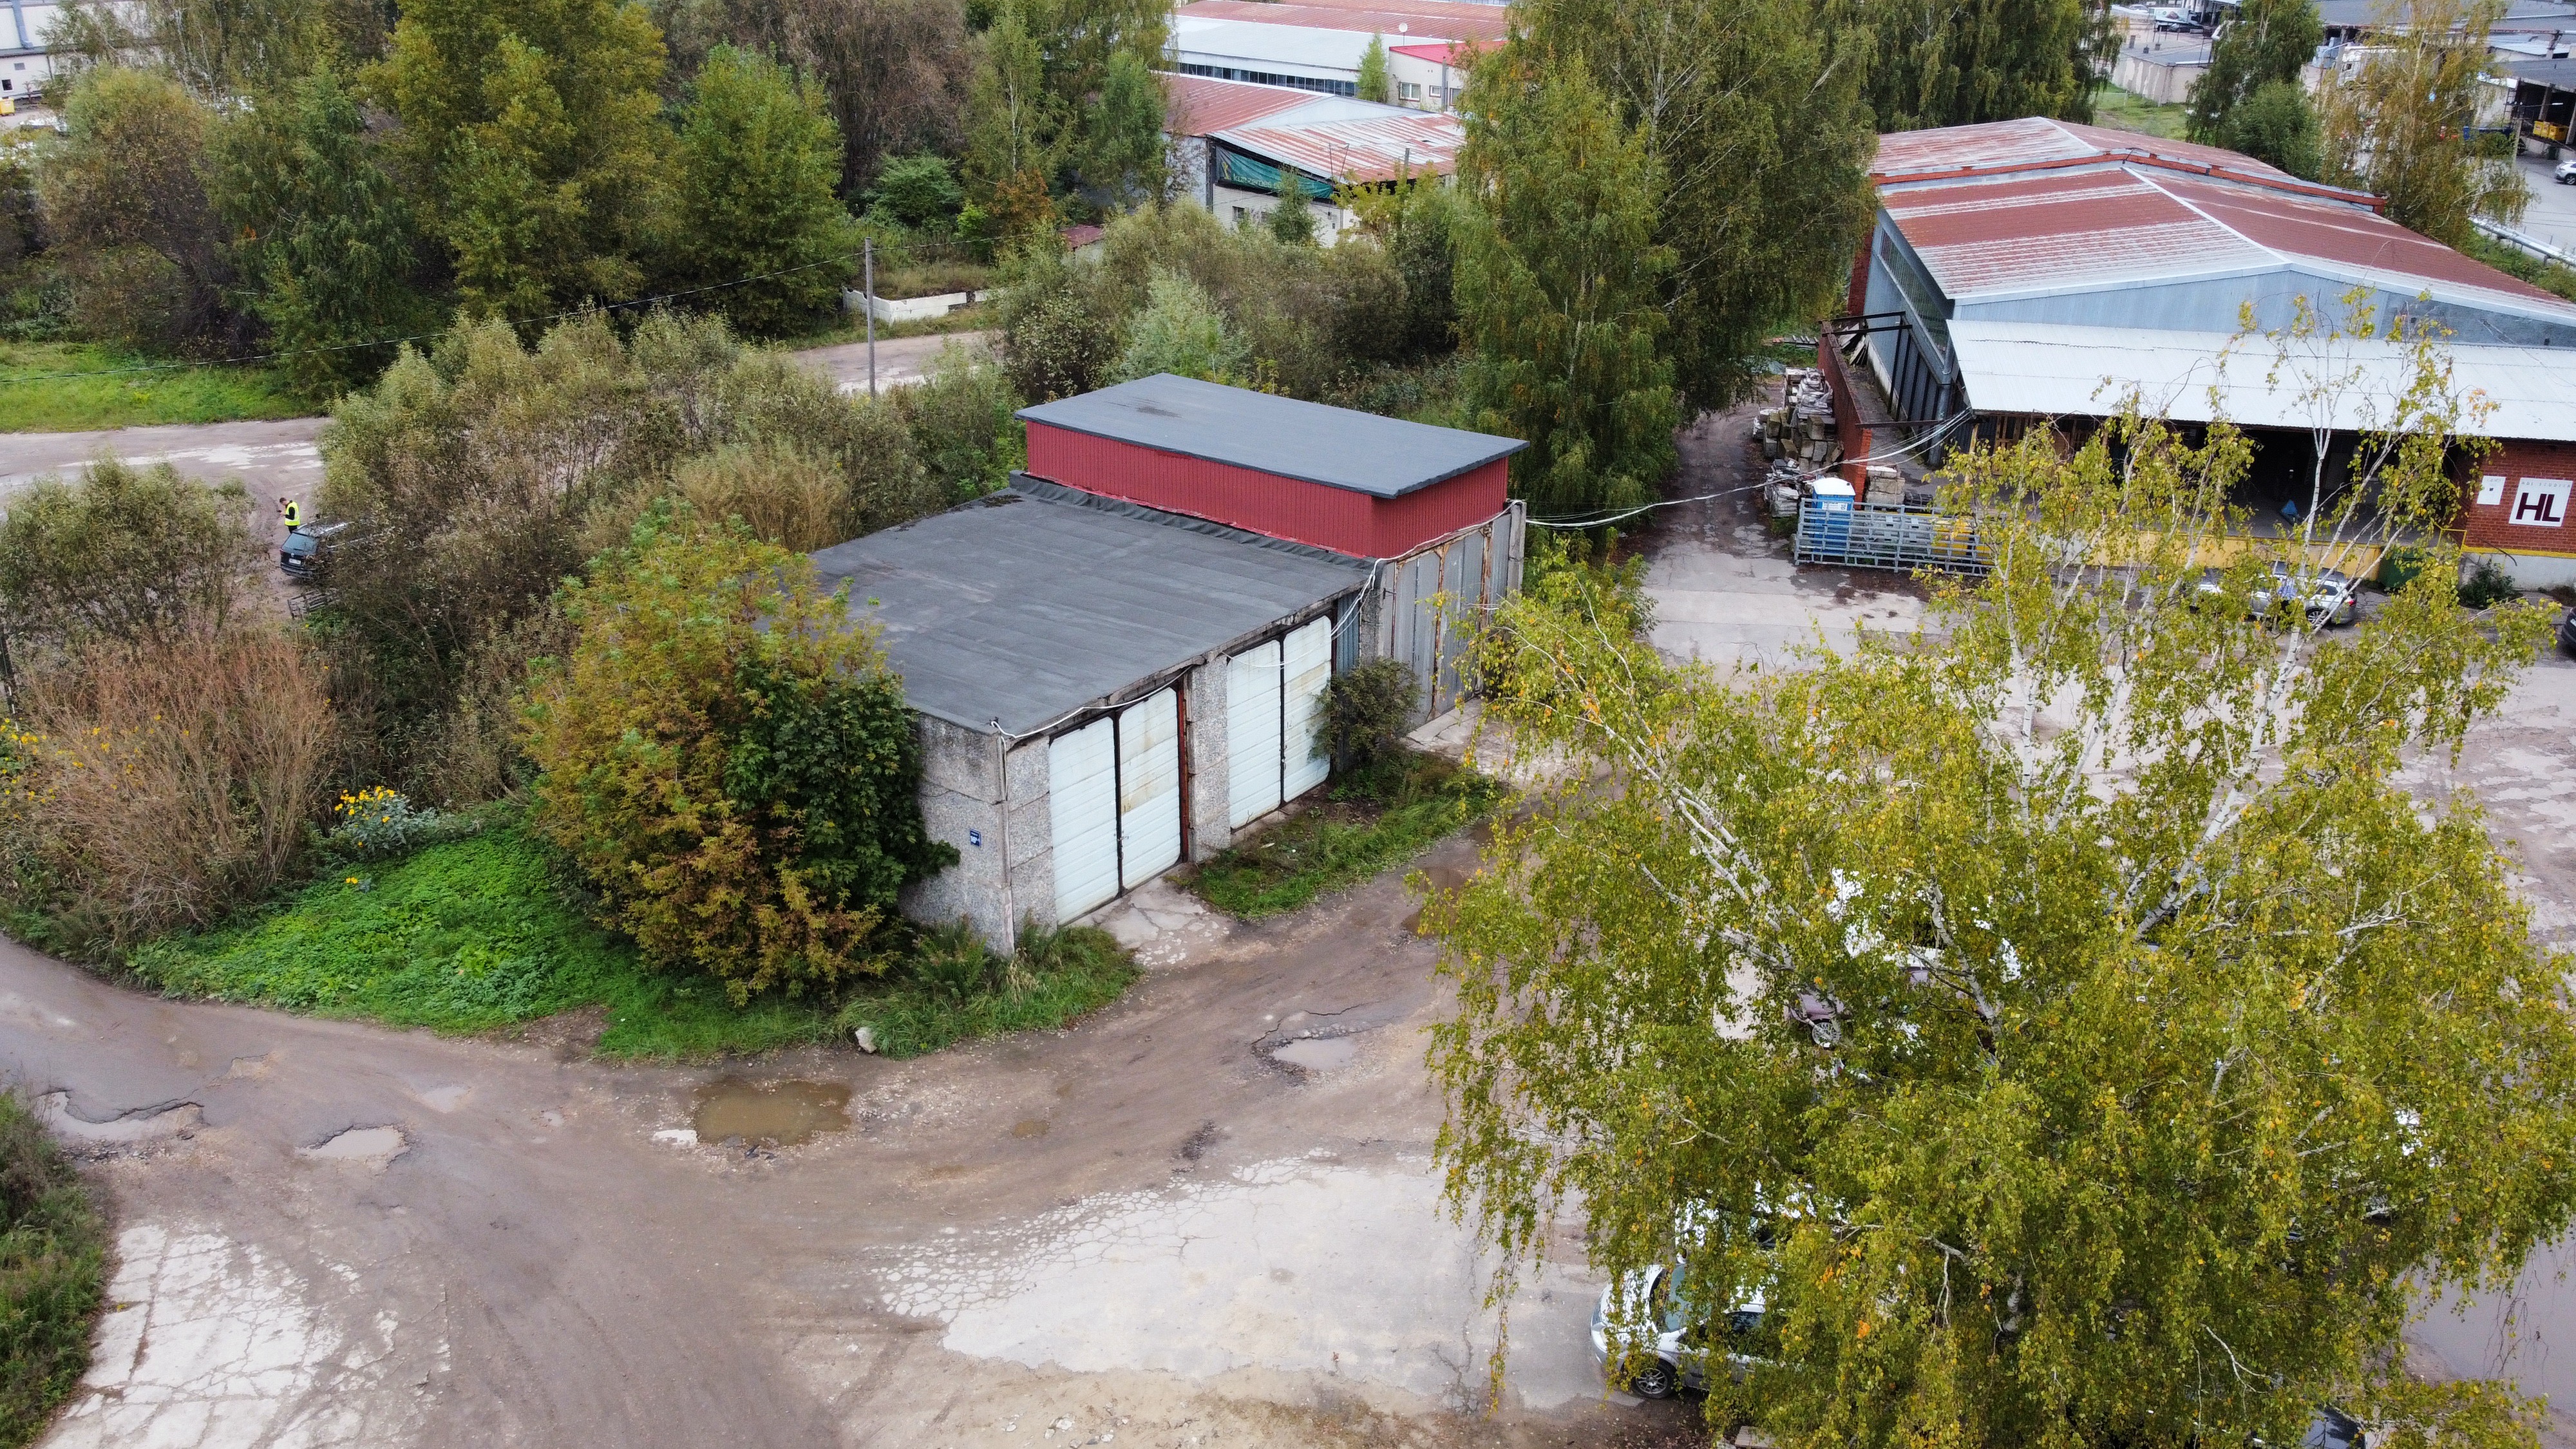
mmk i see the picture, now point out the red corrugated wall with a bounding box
[1025,424,1510,557]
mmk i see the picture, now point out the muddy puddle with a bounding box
[1402,864,1474,933]
[1270,1036,1359,1073]
[691,1079,852,1146]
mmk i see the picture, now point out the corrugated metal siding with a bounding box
[1027,426,1510,556]
[1374,502,1522,725]
[1282,618,1332,799]
[1117,689,1182,888]
[1227,640,1283,827]
[1050,719,1120,918]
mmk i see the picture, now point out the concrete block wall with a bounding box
[901,715,1055,950]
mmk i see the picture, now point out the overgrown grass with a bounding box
[2463,232,2576,305]
[2089,84,2191,140]
[1186,753,1504,919]
[0,342,308,432]
[0,1092,106,1448]
[129,823,1136,1060]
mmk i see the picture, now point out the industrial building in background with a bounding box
[1160,71,1466,241]
[1811,117,2576,585]
[1170,0,1498,104]
[813,375,1525,946]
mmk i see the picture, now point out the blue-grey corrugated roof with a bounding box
[1016,374,1526,498]
[810,481,1368,735]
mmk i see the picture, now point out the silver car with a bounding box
[2197,562,2358,627]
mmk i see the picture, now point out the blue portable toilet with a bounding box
[1803,478,1855,561]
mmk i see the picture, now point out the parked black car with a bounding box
[2559,606,2576,656]
[279,521,354,580]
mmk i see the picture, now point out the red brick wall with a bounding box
[2459,440,2576,554]
[1846,228,1873,317]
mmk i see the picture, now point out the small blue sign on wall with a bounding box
[968,829,983,848]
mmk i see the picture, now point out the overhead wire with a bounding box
[1526,408,1979,531]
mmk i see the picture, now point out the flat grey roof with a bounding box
[810,483,1368,735]
[1016,373,1526,498]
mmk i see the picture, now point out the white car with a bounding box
[1589,1263,1770,1399]
[2556,156,2576,184]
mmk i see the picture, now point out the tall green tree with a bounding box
[1456,57,1679,514]
[1511,0,1877,409]
[961,0,1165,205]
[2186,0,2324,146]
[962,1,1059,196]
[35,67,232,350]
[368,0,672,318]
[672,45,855,336]
[1356,31,1393,103]
[1433,313,2576,1449]
[1267,164,1317,245]
[1864,0,2117,131]
[2223,77,2324,177]
[212,64,428,395]
[2318,0,2527,246]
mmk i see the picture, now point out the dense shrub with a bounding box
[2460,555,2521,609]
[521,512,954,1001]
[995,244,1120,402]
[1113,270,1245,384]
[0,1091,106,1447]
[894,340,1023,500]
[0,458,259,667]
[317,310,941,801]
[1320,658,1419,768]
[5,627,337,949]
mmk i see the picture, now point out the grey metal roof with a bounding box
[1015,374,1526,498]
[810,481,1368,736]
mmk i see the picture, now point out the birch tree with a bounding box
[1431,307,2576,1449]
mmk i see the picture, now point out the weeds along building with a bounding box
[810,374,1524,947]
[1822,117,2576,582]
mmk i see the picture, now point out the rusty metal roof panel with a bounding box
[2155,174,2575,310]
[1175,0,1511,41]
[1218,110,1466,182]
[1160,72,1321,135]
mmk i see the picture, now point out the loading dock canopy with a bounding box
[1949,320,2576,442]
[808,480,1368,736]
[1017,373,1525,497]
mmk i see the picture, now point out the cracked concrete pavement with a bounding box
[19,822,1681,1448]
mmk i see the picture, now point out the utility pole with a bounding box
[864,239,878,399]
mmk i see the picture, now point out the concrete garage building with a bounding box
[1821,117,2576,582]
[813,375,1526,946]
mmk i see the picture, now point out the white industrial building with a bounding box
[1170,0,1501,106]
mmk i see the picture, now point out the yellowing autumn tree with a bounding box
[1432,307,2576,1449]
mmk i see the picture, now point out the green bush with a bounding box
[1320,658,1419,770]
[2459,555,2521,609]
[0,1091,104,1448]
[522,513,954,1001]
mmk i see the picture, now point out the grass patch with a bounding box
[2463,232,2576,305]
[2089,85,2190,140]
[0,1091,107,1448]
[1185,753,1504,919]
[0,341,309,432]
[129,822,1135,1061]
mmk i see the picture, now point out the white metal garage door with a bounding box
[1227,640,1283,828]
[1050,717,1120,920]
[1118,688,1182,889]
[1282,618,1332,800]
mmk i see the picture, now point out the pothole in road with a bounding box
[692,1079,851,1147]
[300,1125,408,1169]
[1010,1118,1050,1139]
[1267,1036,1360,1074]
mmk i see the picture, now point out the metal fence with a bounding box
[1795,497,1992,576]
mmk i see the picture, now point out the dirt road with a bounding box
[26,830,1687,1448]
